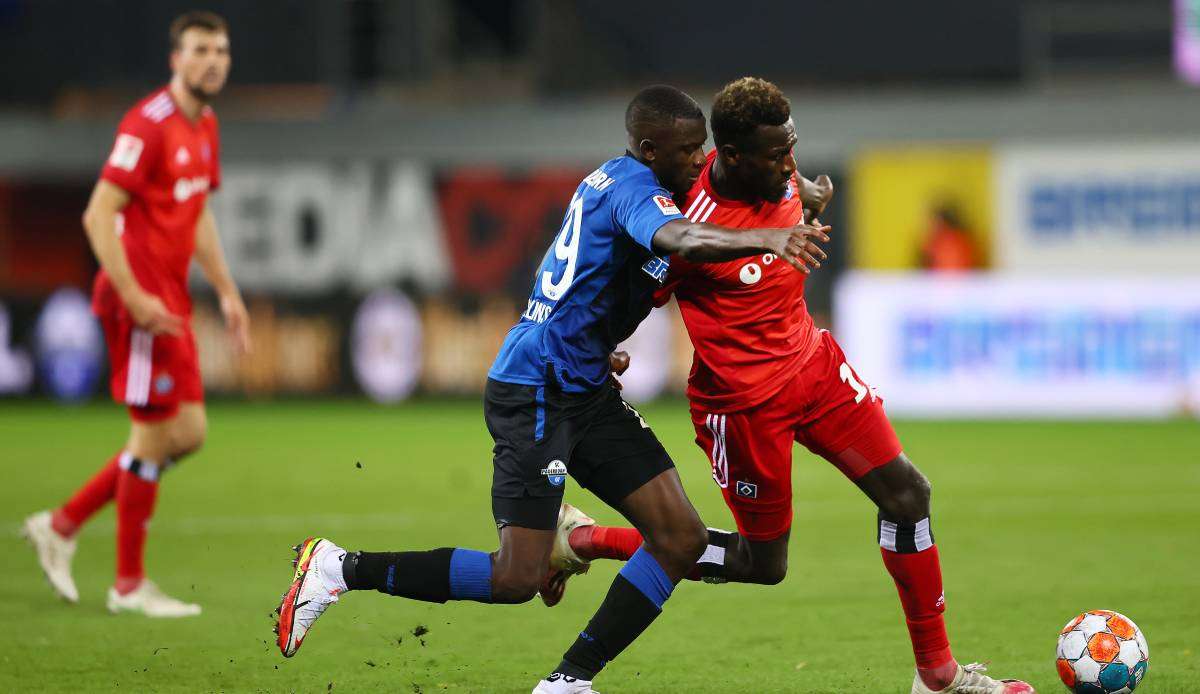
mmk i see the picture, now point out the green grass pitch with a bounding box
[2,400,1198,693]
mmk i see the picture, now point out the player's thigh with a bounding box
[126,414,177,462]
[569,391,676,519]
[690,406,796,543]
[491,524,556,601]
[611,468,707,580]
[484,379,570,533]
[795,332,902,483]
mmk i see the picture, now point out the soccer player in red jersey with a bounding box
[547,78,1034,694]
[22,11,248,618]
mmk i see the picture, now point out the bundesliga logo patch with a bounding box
[653,195,681,216]
[735,480,758,499]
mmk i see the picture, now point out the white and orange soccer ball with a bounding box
[1056,610,1148,693]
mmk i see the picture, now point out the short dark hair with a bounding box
[625,85,704,135]
[169,10,228,50]
[711,77,790,148]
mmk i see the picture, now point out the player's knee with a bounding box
[489,570,541,604]
[753,558,788,586]
[880,471,932,522]
[670,522,710,564]
[170,411,207,459]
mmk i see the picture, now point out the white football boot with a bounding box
[532,672,599,694]
[540,503,595,607]
[275,537,344,657]
[107,580,201,617]
[21,511,79,603]
[912,662,1036,694]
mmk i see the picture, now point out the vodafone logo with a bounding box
[739,263,762,284]
[173,176,210,202]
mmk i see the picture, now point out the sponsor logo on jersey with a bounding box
[175,146,191,166]
[541,459,567,487]
[653,195,681,215]
[173,175,210,203]
[641,255,670,283]
[108,134,145,172]
[739,263,763,285]
[735,480,758,498]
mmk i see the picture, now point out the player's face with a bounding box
[738,118,799,203]
[652,117,708,199]
[171,29,231,101]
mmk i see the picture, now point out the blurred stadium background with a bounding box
[3,1,1200,692]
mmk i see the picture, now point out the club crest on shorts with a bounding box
[541,459,567,487]
[735,480,758,498]
[154,373,174,395]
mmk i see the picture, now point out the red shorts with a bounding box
[95,290,202,422]
[690,330,902,542]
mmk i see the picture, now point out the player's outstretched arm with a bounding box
[651,219,831,273]
[82,179,183,336]
[194,205,251,354]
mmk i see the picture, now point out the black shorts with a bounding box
[484,378,675,531]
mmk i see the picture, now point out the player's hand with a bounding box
[125,291,184,336]
[608,350,630,390]
[763,223,832,274]
[220,292,252,356]
[800,174,834,223]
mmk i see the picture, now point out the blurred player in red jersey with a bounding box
[546,78,1034,694]
[22,11,248,618]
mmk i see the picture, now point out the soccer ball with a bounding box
[1056,610,1148,693]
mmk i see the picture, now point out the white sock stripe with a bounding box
[698,543,726,566]
[684,190,708,219]
[914,517,934,552]
[118,454,160,482]
[879,519,898,551]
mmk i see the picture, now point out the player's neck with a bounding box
[709,157,758,205]
[168,78,206,121]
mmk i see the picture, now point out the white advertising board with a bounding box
[834,272,1200,418]
[995,144,1200,273]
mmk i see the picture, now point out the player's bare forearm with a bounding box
[82,180,141,301]
[652,219,831,272]
[193,205,240,301]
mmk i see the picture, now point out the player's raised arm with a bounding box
[81,179,183,336]
[651,218,831,273]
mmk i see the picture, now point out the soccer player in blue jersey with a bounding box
[271,85,832,693]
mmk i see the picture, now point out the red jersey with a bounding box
[655,150,820,413]
[95,87,221,315]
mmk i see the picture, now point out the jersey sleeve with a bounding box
[652,254,697,307]
[611,176,685,253]
[99,114,163,197]
[205,111,221,191]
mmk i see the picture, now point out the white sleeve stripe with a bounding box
[683,190,708,220]
[699,200,718,223]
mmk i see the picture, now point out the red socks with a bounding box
[569,525,643,562]
[52,452,123,538]
[115,457,160,593]
[879,516,956,688]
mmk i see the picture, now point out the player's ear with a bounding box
[719,143,740,167]
[638,138,657,162]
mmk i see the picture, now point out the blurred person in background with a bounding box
[553,77,1032,694]
[22,10,249,618]
[919,202,981,272]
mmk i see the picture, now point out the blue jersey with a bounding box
[489,154,684,392]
